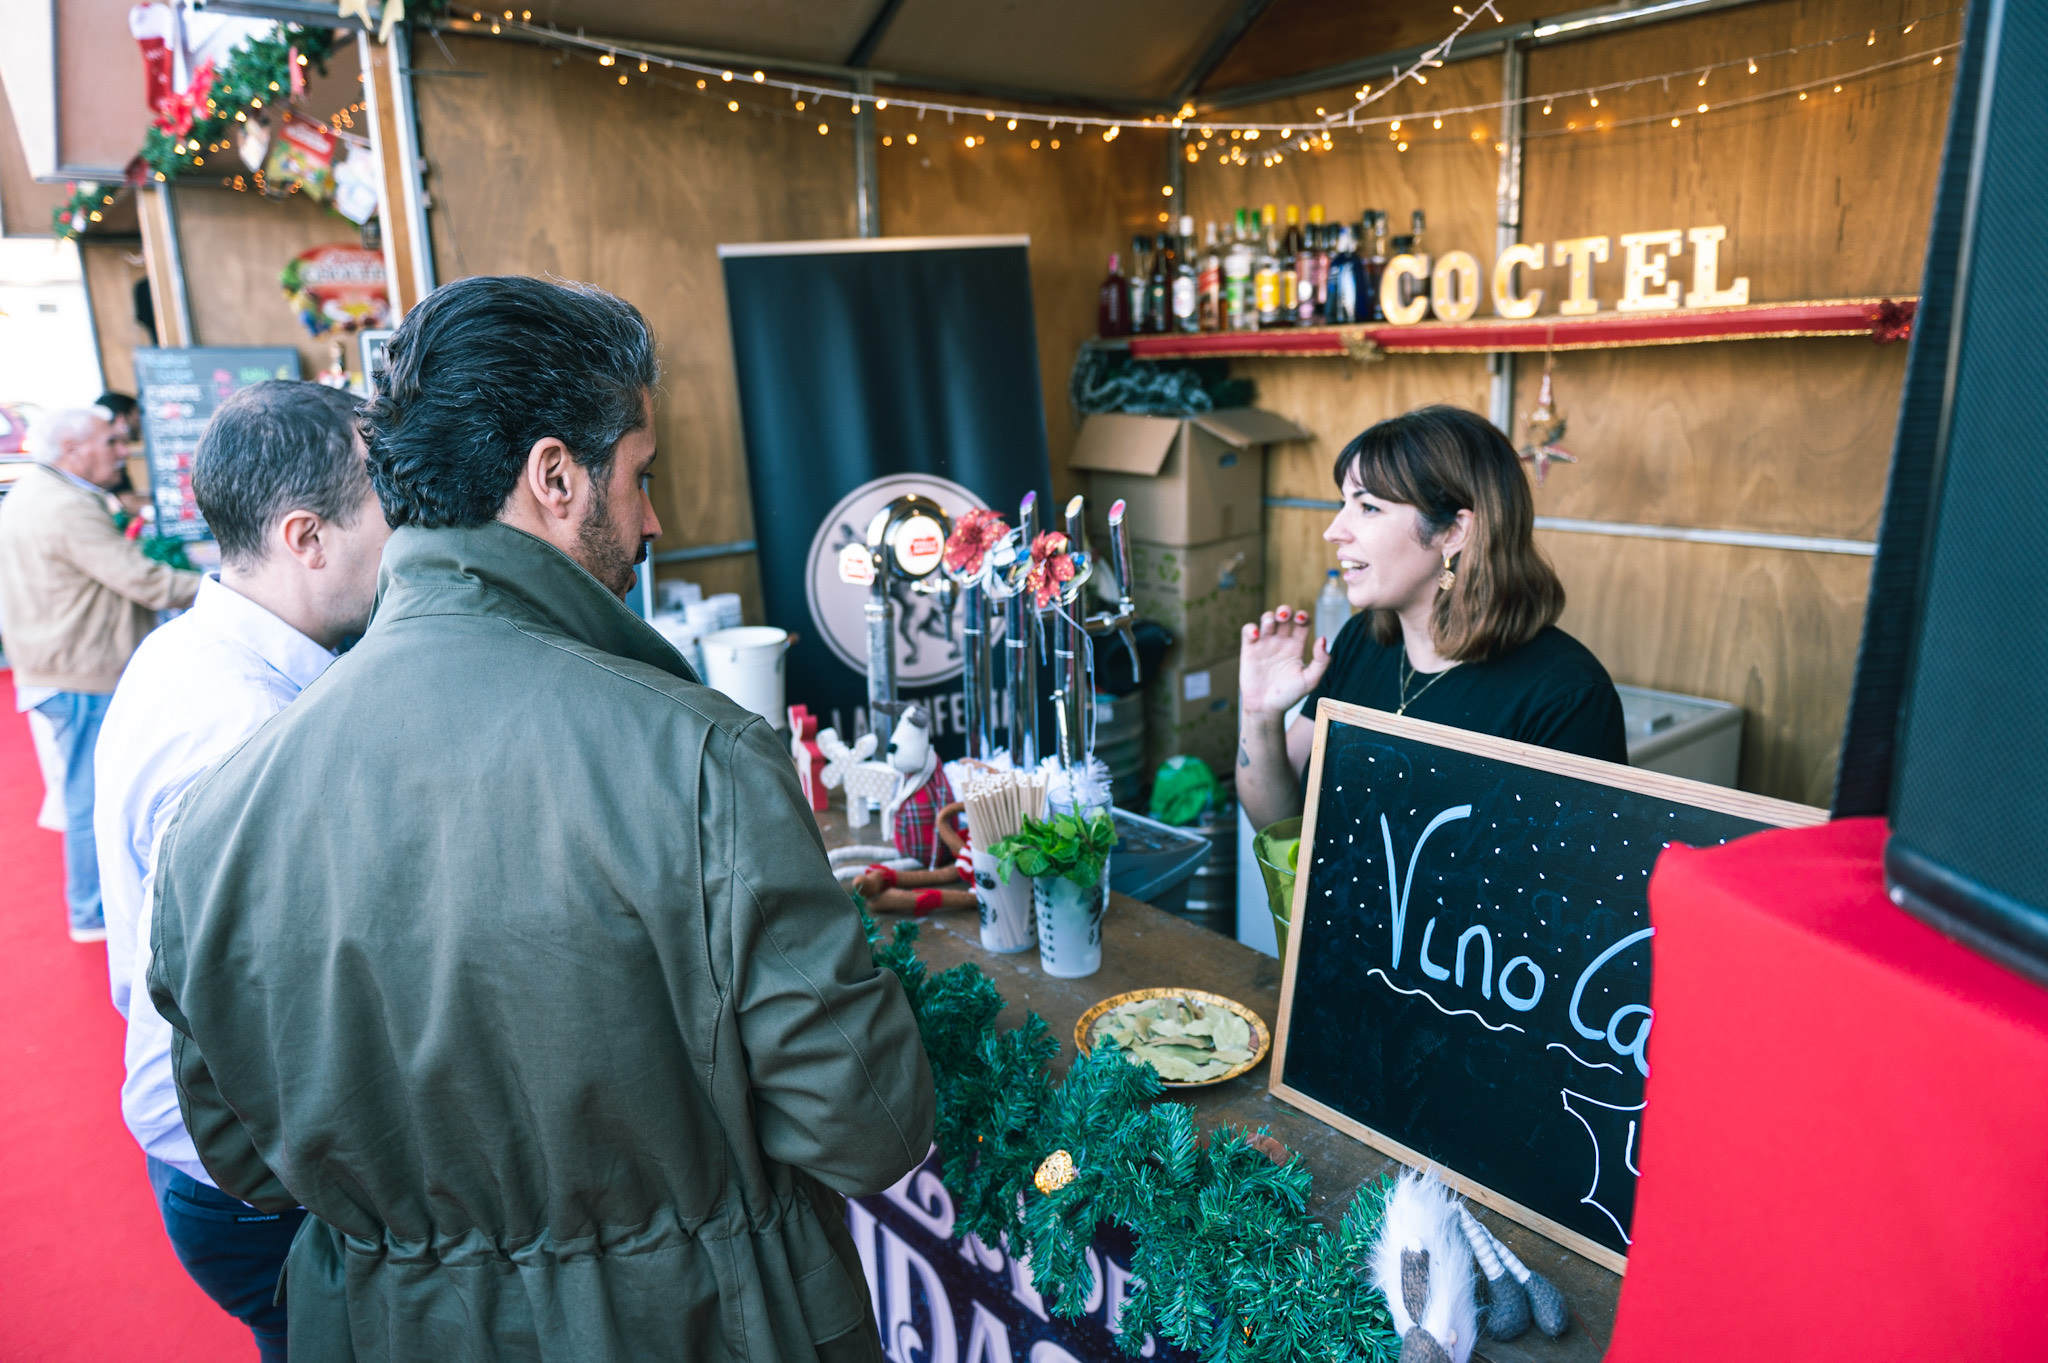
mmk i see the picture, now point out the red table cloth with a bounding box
[1609,817,2048,1360]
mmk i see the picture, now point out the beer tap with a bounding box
[855,494,953,744]
[1050,495,1096,768]
[1004,492,1040,769]
[1082,498,1141,684]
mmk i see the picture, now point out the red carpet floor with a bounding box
[0,670,254,1361]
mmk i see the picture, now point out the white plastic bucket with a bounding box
[700,626,790,723]
[971,847,1035,954]
[1034,868,1109,978]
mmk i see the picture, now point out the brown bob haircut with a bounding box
[1335,404,1564,662]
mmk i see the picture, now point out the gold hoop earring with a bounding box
[1438,552,1457,592]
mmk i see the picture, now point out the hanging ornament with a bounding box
[943,508,1008,581]
[1033,1148,1077,1195]
[1518,356,1576,487]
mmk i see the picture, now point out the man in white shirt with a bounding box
[96,381,389,1361]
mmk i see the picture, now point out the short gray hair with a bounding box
[30,408,105,463]
[193,382,374,565]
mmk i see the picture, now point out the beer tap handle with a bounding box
[1106,498,1135,610]
[1019,490,1038,545]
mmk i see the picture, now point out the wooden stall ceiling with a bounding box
[80,239,152,394]
[873,98,1161,508]
[411,33,855,616]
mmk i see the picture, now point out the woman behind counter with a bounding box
[1237,404,1627,831]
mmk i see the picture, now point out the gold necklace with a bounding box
[1396,654,1456,716]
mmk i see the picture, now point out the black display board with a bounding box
[134,347,300,541]
[719,236,1054,755]
[1272,702,1823,1270]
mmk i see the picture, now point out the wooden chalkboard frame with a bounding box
[1269,699,1826,1273]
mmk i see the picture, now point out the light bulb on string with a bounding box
[1007,118,1017,129]
[818,122,828,134]
[907,133,917,144]
[721,70,732,81]
[727,100,738,111]
[753,71,764,81]
[1433,116,1442,128]
[877,99,887,109]
[638,61,648,72]
[1748,58,1758,73]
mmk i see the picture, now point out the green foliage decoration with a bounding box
[138,25,343,187]
[990,810,1119,888]
[861,900,1401,1361]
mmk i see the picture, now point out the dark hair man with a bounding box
[149,276,935,1363]
[0,408,200,941]
[95,380,390,1360]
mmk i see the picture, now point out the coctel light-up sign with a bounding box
[1381,224,1749,324]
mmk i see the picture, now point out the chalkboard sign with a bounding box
[1271,702,1823,1271]
[134,347,300,541]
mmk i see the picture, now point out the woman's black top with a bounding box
[1300,617,1629,765]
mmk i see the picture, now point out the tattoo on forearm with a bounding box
[1238,740,1251,768]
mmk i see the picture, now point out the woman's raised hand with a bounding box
[1239,605,1331,720]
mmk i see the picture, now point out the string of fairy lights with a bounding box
[439,1,1960,168]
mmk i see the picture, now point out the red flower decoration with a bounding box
[944,508,1009,578]
[1871,298,1916,345]
[152,60,217,139]
[1025,530,1076,610]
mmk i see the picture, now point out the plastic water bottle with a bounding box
[1314,568,1353,645]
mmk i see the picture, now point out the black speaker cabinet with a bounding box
[1857,0,2048,984]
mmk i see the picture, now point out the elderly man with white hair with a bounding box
[0,407,199,941]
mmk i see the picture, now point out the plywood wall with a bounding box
[171,187,368,378]
[79,238,151,393]
[1173,0,1955,804]
[872,103,1161,503]
[407,35,1160,608]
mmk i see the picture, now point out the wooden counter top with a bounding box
[822,809,1622,1362]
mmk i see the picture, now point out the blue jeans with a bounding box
[147,1157,306,1362]
[34,691,110,932]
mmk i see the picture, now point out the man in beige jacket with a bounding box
[0,408,200,940]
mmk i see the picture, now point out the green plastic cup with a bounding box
[1253,817,1302,957]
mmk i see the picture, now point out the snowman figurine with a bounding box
[879,706,957,866]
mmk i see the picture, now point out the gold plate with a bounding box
[1074,987,1272,1089]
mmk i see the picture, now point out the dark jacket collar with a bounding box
[374,521,696,683]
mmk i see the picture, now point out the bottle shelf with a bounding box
[1120,298,1917,360]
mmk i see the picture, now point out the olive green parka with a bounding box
[149,521,935,1362]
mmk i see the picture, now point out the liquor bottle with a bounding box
[1127,234,1152,333]
[1097,252,1130,337]
[1363,210,1390,322]
[1172,215,1200,333]
[1401,210,1430,318]
[1299,205,1328,325]
[1223,210,1255,331]
[1325,224,1360,324]
[1279,204,1303,324]
[1254,204,1283,328]
[1197,221,1223,332]
[1147,231,1175,335]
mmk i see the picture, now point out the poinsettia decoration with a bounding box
[1025,530,1076,610]
[152,60,217,139]
[1871,298,1915,345]
[943,508,1009,580]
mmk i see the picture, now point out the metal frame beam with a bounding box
[1195,0,1764,112]
[845,0,910,69]
[1171,0,1276,106]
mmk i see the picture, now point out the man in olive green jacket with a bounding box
[149,276,935,1362]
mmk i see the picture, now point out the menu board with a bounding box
[134,347,300,541]
[1271,702,1824,1272]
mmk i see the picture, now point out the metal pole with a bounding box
[1009,491,1040,769]
[853,73,879,238]
[389,26,437,298]
[961,583,990,760]
[1490,37,1526,437]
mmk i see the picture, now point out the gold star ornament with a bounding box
[1034,1149,1077,1195]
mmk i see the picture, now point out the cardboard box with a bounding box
[1123,533,1263,665]
[1144,653,1240,778]
[1069,407,1311,547]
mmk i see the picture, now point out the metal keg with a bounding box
[1178,796,1238,937]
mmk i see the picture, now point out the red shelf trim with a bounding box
[1124,299,1918,359]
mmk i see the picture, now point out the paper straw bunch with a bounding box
[961,768,1049,848]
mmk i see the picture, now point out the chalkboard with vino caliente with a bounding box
[1270,702,1824,1271]
[135,347,300,541]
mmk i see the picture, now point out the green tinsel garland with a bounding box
[138,25,343,185]
[863,904,1401,1362]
